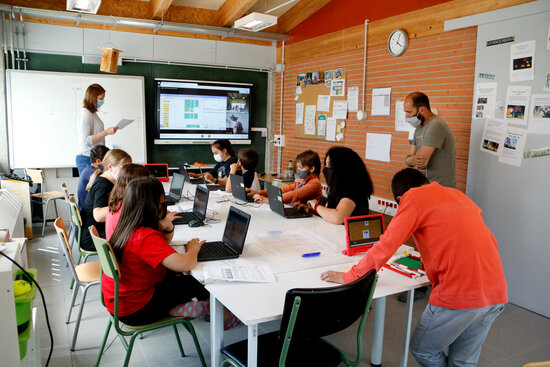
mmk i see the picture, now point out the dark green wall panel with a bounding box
[25,52,268,171]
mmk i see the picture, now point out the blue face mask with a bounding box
[97,99,104,108]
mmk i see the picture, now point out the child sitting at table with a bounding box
[225,147,260,192]
[251,149,322,205]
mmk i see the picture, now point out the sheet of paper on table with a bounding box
[203,259,275,283]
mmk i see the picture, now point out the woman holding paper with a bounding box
[75,83,119,175]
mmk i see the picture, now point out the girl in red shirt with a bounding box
[103,176,209,325]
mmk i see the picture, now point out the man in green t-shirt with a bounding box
[404,92,456,188]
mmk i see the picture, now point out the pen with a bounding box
[302,252,321,258]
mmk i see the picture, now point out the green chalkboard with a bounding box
[25,52,268,172]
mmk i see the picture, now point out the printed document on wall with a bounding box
[317,95,331,112]
[498,126,527,167]
[347,86,359,112]
[296,103,304,125]
[326,117,337,141]
[333,100,348,119]
[480,118,506,156]
[474,82,497,119]
[365,133,391,162]
[371,87,391,116]
[529,94,550,135]
[510,40,535,82]
[304,105,316,135]
[395,100,414,139]
[505,85,531,125]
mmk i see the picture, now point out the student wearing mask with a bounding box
[77,145,110,210]
[190,139,237,186]
[105,164,178,241]
[225,148,260,192]
[80,149,131,251]
[103,176,209,326]
[76,84,119,175]
[307,146,373,224]
[251,150,322,205]
[321,168,507,367]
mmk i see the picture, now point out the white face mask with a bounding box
[405,109,423,128]
[214,153,224,163]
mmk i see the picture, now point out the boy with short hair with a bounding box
[225,148,259,192]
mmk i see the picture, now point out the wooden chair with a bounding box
[26,169,64,236]
[221,269,378,367]
[524,362,550,367]
[89,225,206,367]
[60,183,76,245]
[54,218,100,351]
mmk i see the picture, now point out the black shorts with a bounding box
[119,270,209,326]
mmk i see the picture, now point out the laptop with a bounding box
[145,163,169,182]
[172,184,209,225]
[179,162,225,191]
[164,173,185,205]
[198,206,251,262]
[342,214,385,256]
[178,162,204,184]
[266,183,312,219]
[229,174,255,204]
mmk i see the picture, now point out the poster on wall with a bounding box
[295,103,304,125]
[317,115,327,137]
[529,94,550,135]
[371,87,391,116]
[304,105,316,135]
[498,126,528,167]
[330,79,345,97]
[480,118,506,156]
[505,85,531,125]
[509,40,535,82]
[317,95,330,112]
[326,117,337,141]
[474,82,497,119]
[347,86,359,112]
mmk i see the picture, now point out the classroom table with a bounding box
[167,183,430,367]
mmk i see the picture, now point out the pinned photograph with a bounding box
[482,139,499,152]
[319,71,325,83]
[477,105,485,111]
[477,97,488,104]
[506,105,525,119]
[333,68,342,79]
[325,70,333,80]
[305,73,313,84]
[512,56,532,71]
[476,112,483,118]
[504,136,518,150]
[312,72,320,84]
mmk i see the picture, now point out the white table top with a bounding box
[167,182,430,327]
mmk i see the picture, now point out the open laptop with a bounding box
[342,214,385,256]
[179,162,225,191]
[229,174,255,204]
[145,163,169,182]
[266,183,312,219]
[165,173,185,205]
[198,206,251,262]
[172,184,209,225]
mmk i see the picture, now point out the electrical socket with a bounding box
[273,134,285,147]
[369,195,398,216]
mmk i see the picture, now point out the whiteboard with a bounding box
[7,70,146,168]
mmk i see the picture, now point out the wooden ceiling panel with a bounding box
[265,0,331,34]
[151,0,173,20]
[216,0,259,27]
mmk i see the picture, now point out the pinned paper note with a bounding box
[317,95,331,112]
[333,100,348,119]
[326,117,337,141]
[365,133,391,162]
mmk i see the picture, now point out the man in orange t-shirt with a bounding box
[321,168,507,367]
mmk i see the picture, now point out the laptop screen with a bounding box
[266,183,284,213]
[193,185,209,220]
[230,174,247,201]
[170,173,185,198]
[145,164,168,180]
[347,216,384,247]
[222,206,251,254]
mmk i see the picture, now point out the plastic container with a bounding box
[14,268,37,331]
[18,319,31,360]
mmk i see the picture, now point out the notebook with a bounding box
[198,206,251,261]
[229,174,255,204]
[266,183,312,219]
[172,184,209,225]
[145,163,169,182]
[342,214,385,256]
[165,173,185,205]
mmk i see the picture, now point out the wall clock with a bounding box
[388,29,409,57]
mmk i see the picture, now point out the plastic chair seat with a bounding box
[122,316,194,330]
[221,331,342,367]
[74,261,101,283]
[31,191,64,199]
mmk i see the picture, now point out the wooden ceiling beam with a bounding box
[151,0,174,20]
[266,0,331,34]
[216,0,259,27]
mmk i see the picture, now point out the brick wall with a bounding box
[273,27,477,199]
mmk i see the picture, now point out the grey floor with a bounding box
[29,223,550,367]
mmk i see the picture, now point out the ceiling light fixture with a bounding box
[234,12,277,32]
[66,0,102,14]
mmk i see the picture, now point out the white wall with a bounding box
[23,22,277,70]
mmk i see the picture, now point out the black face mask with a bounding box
[323,167,333,183]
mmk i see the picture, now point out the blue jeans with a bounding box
[410,303,505,367]
[76,155,90,176]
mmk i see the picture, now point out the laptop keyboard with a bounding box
[200,242,229,257]
[174,212,196,221]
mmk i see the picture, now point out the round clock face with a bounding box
[388,29,409,57]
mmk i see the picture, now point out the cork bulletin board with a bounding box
[295,67,347,141]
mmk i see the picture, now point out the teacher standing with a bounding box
[76,84,119,175]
